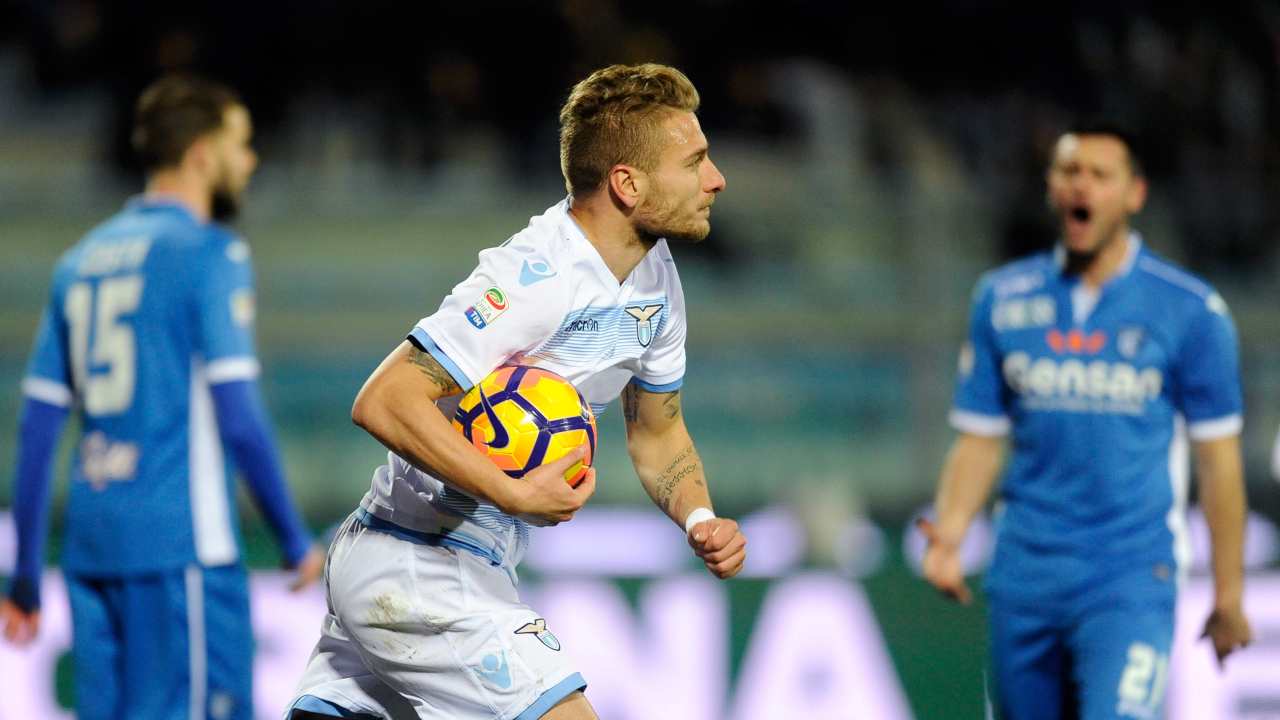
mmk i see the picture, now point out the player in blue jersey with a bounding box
[920,125,1253,719]
[1,75,324,719]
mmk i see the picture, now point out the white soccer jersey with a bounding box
[358,199,687,576]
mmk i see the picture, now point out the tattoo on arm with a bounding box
[622,383,639,424]
[622,386,681,426]
[407,347,460,395]
[660,391,681,420]
[653,442,701,514]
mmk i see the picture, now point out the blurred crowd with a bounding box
[3,2,1279,273]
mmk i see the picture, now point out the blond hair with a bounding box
[558,63,700,196]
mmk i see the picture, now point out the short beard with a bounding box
[1062,217,1123,275]
[657,222,710,245]
[211,187,241,223]
[635,217,708,245]
[634,191,709,245]
[1063,246,1098,275]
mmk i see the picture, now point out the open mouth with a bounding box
[1069,206,1091,222]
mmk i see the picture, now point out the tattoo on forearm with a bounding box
[654,443,701,513]
[407,347,460,395]
[622,383,639,423]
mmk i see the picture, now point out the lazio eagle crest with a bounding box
[515,618,561,651]
[624,304,663,347]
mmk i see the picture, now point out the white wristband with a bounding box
[684,507,716,535]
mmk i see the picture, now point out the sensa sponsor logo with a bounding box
[1002,351,1163,412]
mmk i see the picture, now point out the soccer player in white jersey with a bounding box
[287,63,746,720]
[920,125,1253,719]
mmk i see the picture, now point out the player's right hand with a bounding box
[917,517,973,605]
[509,446,596,526]
[0,598,40,646]
[289,545,327,592]
[1201,603,1253,668]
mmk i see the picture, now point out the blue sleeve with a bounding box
[6,398,71,612]
[1175,294,1243,439]
[210,379,312,566]
[950,277,1011,435]
[24,294,75,402]
[197,234,257,364]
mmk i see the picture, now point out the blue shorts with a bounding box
[65,564,253,720]
[987,563,1175,720]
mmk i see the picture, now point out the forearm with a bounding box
[630,424,710,527]
[1195,436,1247,608]
[363,396,519,506]
[10,398,69,610]
[352,341,519,512]
[211,381,311,565]
[932,433,1004,546]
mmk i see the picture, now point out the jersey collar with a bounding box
[1052,231,1142,283]
[559,197,646,291]
[125,194,202,225]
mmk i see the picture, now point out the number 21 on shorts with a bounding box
[1116,641,1168,719]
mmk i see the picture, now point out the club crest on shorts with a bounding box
[515,618,561,651]
[624,304,663,347]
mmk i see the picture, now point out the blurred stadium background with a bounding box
[1,2,1279,718]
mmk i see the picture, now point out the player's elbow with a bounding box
[351,376,401,447]
[351,386,378,433]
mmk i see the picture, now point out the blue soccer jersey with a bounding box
[21,198,263,574]
[951,234,1242,598]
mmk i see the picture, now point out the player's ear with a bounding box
[182,135,215,178]
[1126,175,1148,214]
[608,164,644,210]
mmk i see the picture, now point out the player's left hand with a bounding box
[1200,603,1252,668]
[1,599,40,646]
[288,546,327,592]
[688,518,746,579]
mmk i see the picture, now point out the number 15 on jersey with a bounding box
[64,276,144,416]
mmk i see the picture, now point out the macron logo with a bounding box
[519,259,556,286]
[476,651,512,689]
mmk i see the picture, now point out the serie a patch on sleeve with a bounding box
[231,289,255,327]
[465,286,509,330]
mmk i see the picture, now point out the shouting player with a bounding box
[0,76,323,719]
[287,63,747,720]
[920,125,1253,718]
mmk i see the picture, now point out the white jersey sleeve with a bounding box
[411,245,568,390]
[630,246,687,392]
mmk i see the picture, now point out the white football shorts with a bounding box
[287,512,586,719]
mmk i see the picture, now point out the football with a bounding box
[452,365,596,487]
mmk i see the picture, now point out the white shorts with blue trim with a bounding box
[288,513,586,719]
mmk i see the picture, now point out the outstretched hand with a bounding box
[0,598,40,646]
[917,517,972,605]
[688,517,747,579]
[509,447,597,526]
[1201,604,1252,668]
